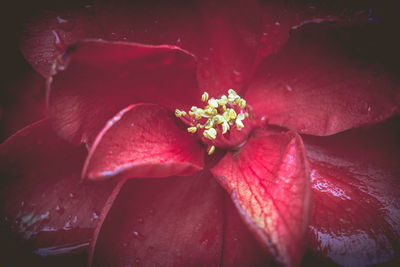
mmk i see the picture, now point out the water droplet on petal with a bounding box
[132,231,146,241]
[148,209,154,215]
[55,205,65,214]
[52,30,65,52]
[20,201,25,208]
[69,192,78,199]
[91,211,99,221]
[137,217,144,224]
[110,32,120,41]
[285,84,293,92]
[56,15,75,31]
[176,37,182,47]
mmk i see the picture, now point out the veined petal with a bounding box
[246,23,400,136]
[20,0,350,95]
[303,116,400,266]
[0,119,117,265]
[47,40,200,145]
[211,129,311,267]
[82,104,203,181]
[90,171,271,266]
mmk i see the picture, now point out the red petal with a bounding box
[90,171,271,266]
[48,40,200,145]
[0,120,117,263]
[82,104,203,180]
[211,129,311,266]
[20,1,345,96]
[246,23,400,136]
[303,116,400,266]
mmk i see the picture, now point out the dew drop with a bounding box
[20,201,25,208]
[285,84,293,92]
[148,209,155,215]
[52,30,65,52]
[110,32,120,41]
[72,216,78,224]
[69,192,78,199]
[137,217,144,224]
[176,37,183,47]
[132,231,146,241]
[231,70,243,83]
[56,15,75,31]
[84,4,94,15]
[135,258,142,264]
[91,211,99,221]
[55,205,65,214]
[40,211,50,220]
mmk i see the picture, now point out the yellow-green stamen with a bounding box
[176,89,249,153]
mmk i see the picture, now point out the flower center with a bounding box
[175,89,249,155]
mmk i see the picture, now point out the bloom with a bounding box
[1,0,400,266]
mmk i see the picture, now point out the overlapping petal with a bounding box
[246,23,400,136]
[90,171,271,266]
[48,40,200,145]
[0,119,118,265]
[20,0,347,96]
[303,116,400,266]
[211,129,311,267]
[82,104,204,180]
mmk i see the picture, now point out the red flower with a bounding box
[1,1,400,266]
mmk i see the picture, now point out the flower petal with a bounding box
[20,1,346,95]
[48,40,200,145]
[211,129,311,267]
[90,171,271,266]
[303,116,400,266]
[246,23,400,136]
[0,119,117,264]
[82,104,203,180]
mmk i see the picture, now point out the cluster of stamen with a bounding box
[175,89,248,155]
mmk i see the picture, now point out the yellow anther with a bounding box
[213,115,225,125]
[228,89,238,96]
[229,109,237,120]
[217,95,228,106]
[223,111,230,121]
[175,109,186,117]
[187,127,197,133]
[208,98,219,108]
[204,106,217,116]
[236,117,245,130]
[176,90,249,154]
[205,118,214,129]
[222,121,230,134]
[208,145,216,155]
[201,92,209,102]
[203,128,217,140]
[238,99,246,109]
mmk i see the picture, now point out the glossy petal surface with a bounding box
[303,116,400,266]
[211,129,311,267]
[48,40,200,145]
[20,1,345,96]
[82,104,203,180]
[0,120,117,264]
[90,171,270,266]
[246,24,400,136]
